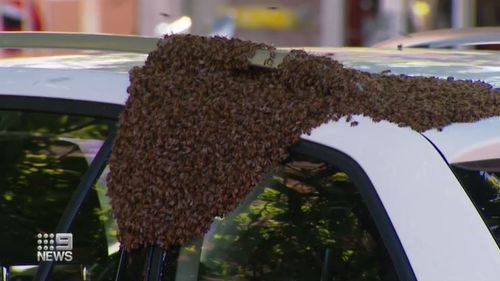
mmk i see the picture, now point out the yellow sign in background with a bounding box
[231,6,299,30]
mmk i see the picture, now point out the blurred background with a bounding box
[0,0,498,46]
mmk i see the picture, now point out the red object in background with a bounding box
[2,0,42,31]
[0,0,43,58]
[347,0,378,46]
[347,0,362,46]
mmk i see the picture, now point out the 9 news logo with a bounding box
[36,233,73,262]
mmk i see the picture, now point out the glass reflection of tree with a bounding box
[199,157,398,281]
[452,169,500,244]
[0,110,115,268]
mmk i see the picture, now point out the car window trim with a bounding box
[33,130,116,281]
[145,246,167,281]
[289,140,417,281]
[0,95,122,120]
[114,249,128,281]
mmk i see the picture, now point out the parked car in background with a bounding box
[0,33,499,281]
[373,26,500,50]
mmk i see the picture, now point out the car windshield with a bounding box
[451,166,500,246]
[0,110,116,272]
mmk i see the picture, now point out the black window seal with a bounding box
[145,246,166,281]
[114,249,128,281]
[420,133,449,166]
[33,130,116,281]
[0,95,122,120]
[112,245,168,281]
[290,140,417,281]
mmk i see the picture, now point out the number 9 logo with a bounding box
[55,233,73,251]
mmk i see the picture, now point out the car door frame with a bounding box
[304,116,500,281]
[289,140,417,281]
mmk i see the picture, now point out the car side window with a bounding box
[61,166,121,281]
[178,151,400,281]
[0,109,117,281]
[451,166,500,246]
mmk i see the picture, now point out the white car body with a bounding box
[0,40,499,281]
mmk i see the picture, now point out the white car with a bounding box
[0,33,499,281]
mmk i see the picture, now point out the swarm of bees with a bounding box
[107,34,500,251]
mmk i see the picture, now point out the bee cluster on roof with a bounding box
[107,34,500,251]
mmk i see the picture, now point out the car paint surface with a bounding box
[0,68,129,104]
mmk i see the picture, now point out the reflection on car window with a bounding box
[452,167,500,246]
[60,165,121,281]
[0,110,116,280]
[176,152,399,281]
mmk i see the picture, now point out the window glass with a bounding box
[451,166,500,245]
[0,110,116,280]
[176,152,400,281]
[53,166,120,281]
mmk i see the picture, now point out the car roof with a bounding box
[315,48,500,168]
[315,47,500,88]
[1,47,499,101]
[0,51,147,72]
[1,47,499,166]
[0,51,146,105]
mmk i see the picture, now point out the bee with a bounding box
[159,12,170,18]
[269,50,276,59]
[263,57,274,67]
[110,33,500,251]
